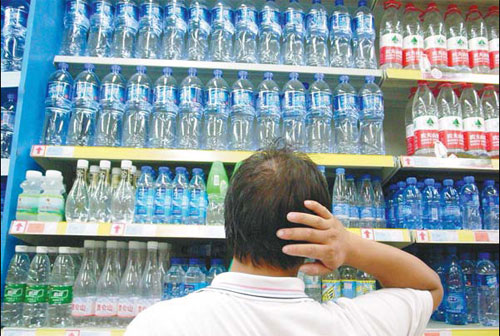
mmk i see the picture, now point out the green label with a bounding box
[48,285,73,304]
[3,283,26,303]
[25,284,49,304]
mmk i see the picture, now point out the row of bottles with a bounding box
[1,0,30,71]
[1,93,17,158]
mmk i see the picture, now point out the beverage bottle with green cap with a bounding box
[23,246,51,327]
[48,247,76,327]
[206,161,229,225]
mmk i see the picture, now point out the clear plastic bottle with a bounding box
[89,160,112,222]
[358,76,385,155]
[1,93,16,158]
[422,178,441,229]
[405,87,417,155]
[379,0,402,69]
[298,258,322,302]
[172,167,190,224]
[88,165,100,197]
[1,0,29,71]
[23,246,51,328]
[206,258,226,284]
[87,0,115,57]
[134,166,155,223]
[307,73,332,153]
[178,68,203,149]
[340,266,357,299]
[385,184,397,228]
[460,251,478,324]
[95,240,121,327]
[162,0,188,59]
[460,175,482,230]
[476,252,499,327]
[158,242,172,277]
[333,75,359,154]
[111,0,139,58]
[258,0,282,64]
[153,167,173,224]
[482,84,499,157]
[163,258,186,299]
[422,2,448,71]
[117,241,141,327]
[60,0,90,56]
[203,70,230,150]
[352,0,377,69]
[321,268,341,303]
[16,170,43,221]
[206,161,229,225]
[72,240,98,327]
[346,175,359,228]
[188,168,208,225]
[393,181,407,228]
[230,71,256,150]
[282,0,305,65]
[372,177,385,228]
[234,2,258,63]
[440,179,462,230]
[485,6,499,74]
[437,82,464,155]
[461,83,487,157]
[482,179,499,230]
[358,175,375,228]
[47,247,75,327]
[356,270,376,297]
[135,0,163,59]
[444,5,470,73]
[37,171,65,222]
[282,72,307,151]
[329,0,353,68]
[401,177,423,229]
[413,81,439,156]
[110,160,135,223]
[137,241,162,313]
[66,159,90,222]
[210,0,234,62]
[445,247,468,325]
[256,72,281,148]
[466,6,490,74]
[187,0,210,61]
[332,168,350,227]
[184,258,207,295]
[431,247,447,321]
[305,0,329,66]
[110,167,122,194]
[402,3,424,70]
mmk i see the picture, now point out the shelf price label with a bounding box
[415,230,429,242]
[65,330,80,336]
[10,220,27,234]
[110,223,125,236]
[31,145,47,157]
[360,228,375,240]
[373,229,406,242]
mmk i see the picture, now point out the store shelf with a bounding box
[399,156,499,173]
[1,158,10,176]
[384,69,499,86]
[413,230,499,244]
[348,228,413,248]
[424,321,499,336]
[1,328,124,336]
[1,71,21,88]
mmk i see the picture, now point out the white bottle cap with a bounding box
[129,241,142,249]
[118,241,128,249]
[77,159,89,169]
[26,246,36,253]
[131,165,137,175]
[79,247,85,254]
[36,246,48,253]
[95,241,106,248]
[106,240,118,248]
[84,240,96,248]
[45,170,62,177]
[48,247,59,254]
[59,246,72,254]
[89,165,100,174]
[68,247,80,254]
[26,170,43,179]
[100,160,111,169]
[147,241,159,250]
[121,160,132,169]
[138,242,147,249]
[112,167,121,175]
[159,242,171,250]
[15,245,29,253]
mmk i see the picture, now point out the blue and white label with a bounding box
[477,274,498,289]
[330,12,351,35]
[100,83,126,103]
[135,189,154,216]
[74,82,99,102]
[376,207,385,220]
[258,91,281,110]
[211,7,235,35]
[47,82,72,101]
[444,205,461,217]
[284,9,305,35]
[359,206,375,219]
[127,84,151,103]
[65,1,91,30]
[446,293,466,314]
[172,188,189,219]
[283,91,306,109]
[189,190,208,220]
[206,88,229,106]
[231,89,254,107]
[3,7,29,31]
[360,94,384,116]
[349,205,359,219]
[153,188,172,218]
[189,6,210,35]
[259,8,282,35]
[116,2,139,32]
[310,92,332,109]
[332,202,349,218]
[91,2,114,30]
[155,86,178,105]
[163,282,184,300]
[334,94,357,115]
[180,86,203,105]
[342,280,356,299]
[184,283,204,294]
[139,3,163,34]
[306,9,328,37]
[165,4,188,33]
[235,7,258,35]
[353,13,375,37]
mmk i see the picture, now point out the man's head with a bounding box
[225,146,331,271]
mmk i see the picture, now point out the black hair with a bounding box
[225,144,331,270]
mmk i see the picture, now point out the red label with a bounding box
[469,50,490,68]
[464,131,487,151]
[425,48,447,66]
[448,49,469,67]
[490,51,499,69]
[381,46,403,66]
[403,48,423,67]
[406,136,415,155]
[486,132,499,152]
[440,130,464,150]
[415,130,439,150]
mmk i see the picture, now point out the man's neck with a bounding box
[230,258,299,277]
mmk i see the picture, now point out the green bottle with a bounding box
[206,161,229,226]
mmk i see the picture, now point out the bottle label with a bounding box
[154,187,173,218]
[206,88,229,107]
[116,2,139,32]
[332,202,349,219]
[172,188,189,218]
[468,37,490,68]
[231,89,254,107]
[283,91,306,109]
[414,115,439,150]
[321,280,341,302]
[71,296,96,317]
[3,7,29,32]
[163,282,185,300]
[485,118,499,152]
[260,8,282,35]
[258,91,280,111]
[306,9,328,37]
[403,35,424,67]
[353,12,374,37]
[360,94,383,115]
[100,83,126,104]
[155,86,178,106]
[356,280,376,296]
[330,12,351,35]
[380,33,403,66]
[341,280,356,299]
[95,297,118,317]
[48,285,73,305]
[127,84,151,104]
[333,94,357,115]
[3,283,26,303]
[91,2,114,30]
[189,189,208,219]
[16,194,39,218]
[38,195,65,218]
[189,6,211,35]
[166,4,188,33]
[310,92,332,110]
[284,9,305,35]
[424,35,447,66]
[47,82,72,102]
[349,205,359,219]
[25,284,49,304]
[136,298,160,314]
[376,207,385,220]
[117,297,137,318]
[444,205,461,218]
[135,189,154,216]
[235,7,259,35]
[439,116,464,150]
[446,293,466,314]
[74,82,99,103]
[184,282,204,294]
[359,206,375,219]
[463,117,486,151]
[211,7,235,35]
[180,86,203,105]
[139,3,163,35]
[406,124,415,155]
[447,36,469,67]
[489,38,499,69]
[65,1,90,30]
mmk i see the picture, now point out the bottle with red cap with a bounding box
[466,5,490,74]
[413,81,440,156]
[444,5,470,73]
[405,87,417,155]
[481,84,499,157]
[460,83,487,157]
[422,2,448,71]
[379,0,403,69]
[436,82,464,155]
[402,3,424,70]
[485,6,499,74]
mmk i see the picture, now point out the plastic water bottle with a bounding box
[346,175,359,228]
[95,241,120,327]
[329,0,353,68]
[110,160,135,223]
[37,171,65,222]
[66,159,90,222]
[485,6,499,74]
[206,259,226,284]
[158,242,171,277]
[444,247,468,325]
[460,176,482,230]
[352,0,376,69]
[307,73,332,153]
[358,76,385,155]
[234,2,258,63]
[440,179,462,230]
[482,180,499,230]
[16,170,42,220]
[1,0,29,71]
[305,0,328,66]
[356,270,376,297]
[413,81,439,156]
[116,241,140,326]
[206,161,229,225]
[60,0,90,56]
[256,72,281,148]
[283,0,305,65]
[331,168,349,227]
[111,0,139,58]
[282,72,306,151]
[258,0,281,64]
[137,241,162,313]
[134,166,155,223]
[444,5,470,73]
[47,247,75,327]
[188,168,208,225]
[461,83,487,157]
[123,66,152,148]
[431,247,447,321]
[1,93,16,158]
[87,0,115,57]
[358,175,375,228]
[298,259,321,302]
[385,184,397,228]
[163,258,186,299]
[88,165,100,197]
[476,252,499,327]
[153,167,173,224]
[372,177,385,228]
[482,85,499,157]
[135,0,163,58]
[405,87,417,155]
[178,68,203,149]
[184,258,206,295]
[203,70,230,150]
[393,181,406,228]
[72,240,98,327]
[96,65,126,147]
[150,68,178,148]
[402,3,424,70]
[230,71,256,150]
[422,2,447,71]
[333,75,359,154]
[340,266,357,299]
[162,0,187,59]
[1,245,30,327]
[41,63,74,145]
[466,5,490,74]
[401,177,423,229]
[23,246,51,328]
[460,251,478,324]
[209,0,234,62]
[437,82,464,155]
[187,0,210,61]
[172,167,190,224]
[422,178,441,229]
[379,0,402,69]
[321,269,341,303]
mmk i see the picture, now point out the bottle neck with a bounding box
[76,168,87,187]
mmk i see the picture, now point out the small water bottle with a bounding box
[23,246,51,328]
[476,252,499,327]
[256,72,281,148]
[422,178,441,229]
[162,0,188,59]
[172,167,190,224]
[134,166,155,223]
[305,0,329,66]
[188,168,208,224]
[184,258,207,294]
[307,73,332,153]
[187,0,210,61]
[153,167,173,224]
[332,168,350,227]
[234,2,259,63]
[163,258,186,299]
[203,70,230,150]
[1,93,16,158]
[230,71,256,150]
[401,177,423,229]
[210,0,234,62]
[282,72,307,151]
[87,0,115,57]
[333,75,359,154]
[178,68,203,149]
[282,0,305,65]
[460,251,478,324]
[258,0,282,64]
[110,160,135,224]
[352,0,377,69]
[444,247,468,325]
[481,179,499,230]
[150,67,178,148]
[358,175,375,228]
[372,177,386,228]
[60,0,91,56]
[358,76,385,155]
[460,175,482,230]
[111,0,139,58]
[440,179,462,229]
[329,0,353,68]
[66,159,90,222]
[135,0,163,59]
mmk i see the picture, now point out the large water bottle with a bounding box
[431,247,447,321]
[95,65,126,147]
[358,76,385,155]
[282,0,305,65]
[305,0,328,66]
[346,175,359,228]
[135,0,163,58]
[137,241,162,313]
[42,63,74,146]
[123,66,152,148]
[372,177,385,228]
[282,72,306,151]
[422,2,448,71]
[203,70,230,150]
[413,81,439,156]
[134,166,155,223]
[66,160,90,222]
[111,0,139,58]
[150,67,178,148]
[162,0,188,59]
[37,171,65,222]
[87,0,115,57]
[117,241,141,327]
[60,0,90,56]
[352,0,377,69]
[401,177,423,229]
[402,3,424,69]
[437,82,464,155]
[379,0,402,69]
[445,247,468,325]
[358,175,375,228]
[184,258,207,295]
[206,161,229,225]
[333,75,359,154]
[405,87,417,155]
[440,179,462,230]
[188,168,208,224]
[466,5,490,74]
[1,93,16,158]
[1,0,29,71]
[329,0,353,68]
[230,71,256,150]
[482,85,499,157]
[444,5,470,73]
[258,0,281,64]
[485,6,499,74]
[178,68,203,149]
[1,245,30,327]
[461,83,487,157]
[256,72,281,148]
[307,73,332,153]
[72,240,98,327]
[234,2,258,63]
[460,251,478,324]
[16,170,43,220]
[95,241,121,327]
[23,246,51,327]
[482,179,499,230]
[209,0,234,62]
[152,167,173,224]
[422,178,441,229]
[331,168,349,227]
[476,252,499,326]
[187,0,210,61]
[110,160,135,223]
[47,247,75,327]
[163,258,186,299]
[172,167,190,224]
[460,176,482,230]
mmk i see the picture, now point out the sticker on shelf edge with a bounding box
[110,223,125,236]
[10,221,27,234]
[31,145,47,157]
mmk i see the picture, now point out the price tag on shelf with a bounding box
[424,332,451,336]
[373,229,405,242]
[474,231,490,242]
[10,220,27,234]
[402,156,415,167]
[45,146,75,157]
[65,330,81,336]
[3,329,36,336]
[487,230,499,243]
[360,228,375,240]
[416,230,429,242]
[25,221,46,234]
[66,222,87,235]
[429,230,459,242]
[31,145,47,157]
[110,223,125,236]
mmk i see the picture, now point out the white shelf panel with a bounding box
[1,71,21,88]
[413,230,499,244]
[1,158,10,176]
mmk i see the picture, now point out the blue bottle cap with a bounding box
[238,71,248,79]
[312,0,321,4]
[137,65,147,73]
[264,72,273,80]
[290,0,298,3]
[111,64,121,73]
[397,181,406,188]
[358,0,367,6]
[176,167,187,173]
[443,179,454,186]
[339,75,349,83]
[464,176,475,183]
[193,168,203,175]
[365,76,375,83]
[406,177,417,185]
[141,166,152,172]
[336,168,345,174]
[346,174,354,180]
[314,73,324,81]
[84,63,95,71]
[335,0,344,5]
[484,179,495,186]
[163,67,173,76]
[478,252,490,260]
[7,93,16,100]
[159,166,169,173]
[171,258,182,265]
[189,258,200,265]
[289,72,299,80]
[214,69,223,77]
[424,178,435,186]
[59,62,69,71]
[362,174,371,180]
[188,68,197,76]
[303,82,309,90]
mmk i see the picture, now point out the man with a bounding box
[126,147,443,336]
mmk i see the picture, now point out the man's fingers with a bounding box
[299,262,332,276]
[287,212,330,230]
[282,244,328,260]
[277,227,329,244]
[304,200,333,220]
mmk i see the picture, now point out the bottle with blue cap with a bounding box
[230,71,256,150]
[476,252,499,326]
[372,176,386,228]
[87,0,115,57]
[332,168,350,227]
[134,166,155,223]
[444,246,468,325]
[401,177,423,229]
[282,72,307,151]
[187,0,210,61]
[460,176,482,230]
[234,1,258,63]
[188,168,208,224]
[385,184,397,228]
[256,72,282,148]
[358,175,375,228]
[111,0,140,58]
[358,76,385,155]
[305,0,329,66]
[393,181,406,228]
[1,0,30,70]
[163,258,186,299]
[459,251,478,324]
[184,258,207,295]
[329,0,353,68]
[422,178,441,229]
[172,167,190,224]
[162,0,188,59]
[136,0,163,59]
[203,70,230,150]
[283,0,305,65]
[307,73,332,153]
[258,0,282,64]
[59,0,90,56]
[152,167,173,224]
[333,75,359,154]
[1,93,16,158]
[207,258,226,284]
[481,179,499,230]
[352,0,377,69]
[150,67,178,148]
[210,0,234,62]
[178,68,203,149]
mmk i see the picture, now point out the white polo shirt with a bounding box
[125,272,433,336]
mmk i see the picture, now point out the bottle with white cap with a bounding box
[23,246,51,327]
[117,241,141,326]
[95,240,121,327]
[110,160,135,224]
[47,247,75,327]
[38,171,65,222]
[117,241,128,273]
[110,167,122,193]
[88,165,100,196]
[137,241,162,314]
[1,245,31,327]
[72,240,98,327]
[69,247,83,272]
[137,242,148,274]
[89,160,112,223]
[16,170,43,221]
[66,159,90,222]
[95,240,106,276]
